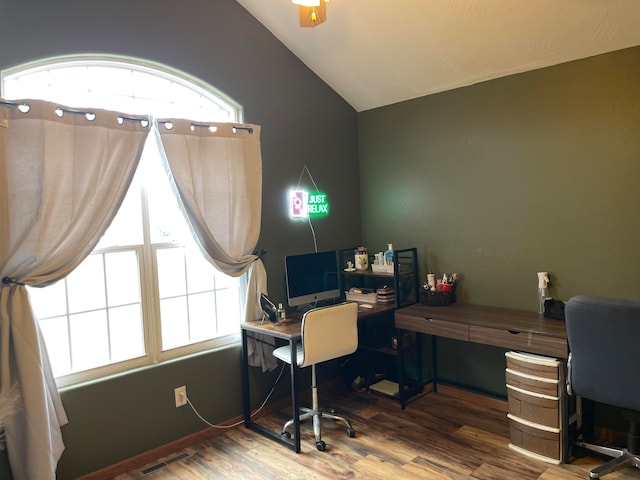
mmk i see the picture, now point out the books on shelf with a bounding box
[368,379,399,397]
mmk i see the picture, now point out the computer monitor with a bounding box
[284,250,340,308]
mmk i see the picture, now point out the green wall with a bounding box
[0,1,360,478]
[359,46,640,395]
[360,46,640,308]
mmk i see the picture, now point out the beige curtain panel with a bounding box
[0,99,149,480]
[157,121,271,371]
[157,120,267,322]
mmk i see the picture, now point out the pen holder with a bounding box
[355,254,368,270]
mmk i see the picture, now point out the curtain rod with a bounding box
[53,106,149,126]
[1,99,149,126]
[1,100,253,133]
[158,119,254,134]
[1,99,31,112]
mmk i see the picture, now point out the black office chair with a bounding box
[565,295,640,478]
[272,302,358,451]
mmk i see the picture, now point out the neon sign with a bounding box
[289,189,329,218]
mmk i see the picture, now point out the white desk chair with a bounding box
[273,301,358,451]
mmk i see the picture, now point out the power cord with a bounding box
[296,165,320,253]
[181,362,287,429]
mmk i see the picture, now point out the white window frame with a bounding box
[2,55,247,387]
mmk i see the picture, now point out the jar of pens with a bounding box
[420,271,460,306]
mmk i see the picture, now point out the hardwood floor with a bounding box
[113,385,640,480]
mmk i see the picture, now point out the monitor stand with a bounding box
[294,298,340,313]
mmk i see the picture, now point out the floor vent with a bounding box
[140,452,190,475]
[164,452,190,464]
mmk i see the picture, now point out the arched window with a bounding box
[2,56,246,386]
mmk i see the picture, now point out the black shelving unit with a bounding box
[338,247,422,402]
[338,247,419,309]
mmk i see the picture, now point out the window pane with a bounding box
[67,255,106,314]
[186,248,215,293]
[188,292,216,342]
[89,66,134,100]
[215,286,242,336]
[105,251,140,306]
[144,139,192,245]
[46,66,92,107]
[132,71,172,106]
[213,269,236,289]
[28,280,67,319]
[39,316,71,377]
[2,69,49,98]
[160,297,189,350]
[157,248,187,298]
[109,304,144,362]
[70,310,109,372]
[96,176,143,248]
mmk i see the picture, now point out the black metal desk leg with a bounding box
[289,340,301,453]
[240,325,299,452]
[416,332,423,391]
[397,329,406,409]
[432,336,438,392]
[241,330,251,422]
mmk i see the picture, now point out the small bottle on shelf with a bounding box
[385,243,394,266]
[427,271,436,292]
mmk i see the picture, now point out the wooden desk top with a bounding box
[242,302,395,340]
[395,303,567,358]
[396,303,566,338]
[242,318,303,340]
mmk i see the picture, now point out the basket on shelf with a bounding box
[419,285,456,306]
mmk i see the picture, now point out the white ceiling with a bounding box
[235,0,640,112]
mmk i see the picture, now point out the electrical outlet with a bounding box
[174,386,187,407]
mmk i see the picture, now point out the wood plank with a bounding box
[396,303,567,339]
[105,384,640,480]
[395,313,469,340]
[469,325,568,358]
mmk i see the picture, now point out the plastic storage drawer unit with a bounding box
[505,351,563,464]
[507,384,559,428]
[508,414,560,461]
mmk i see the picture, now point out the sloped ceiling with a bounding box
[235,0,640,112]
